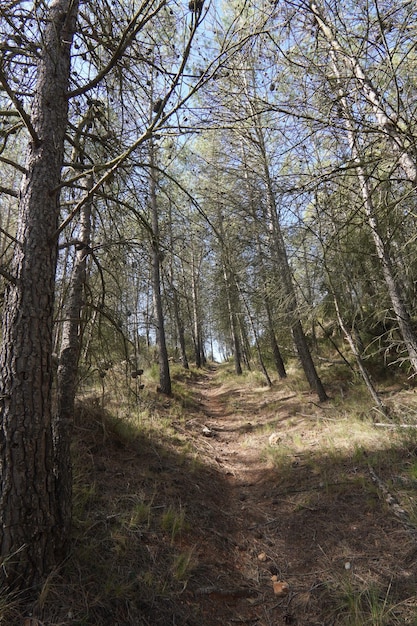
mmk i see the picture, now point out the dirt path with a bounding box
[186,368,318,626]
[69,366,417,626]
[181,367,417,626]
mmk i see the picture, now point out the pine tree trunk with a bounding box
[333,293,387,413]
[358,171,417,374]
[0,0,78,589]
[325,42,417,377]
[255,227,287,379]
[263,175,327,401]
[237,281,272,385]
[264,292,287,379]
[222,262,242,375]
[243,86,326,400]
[150,146,171,395]
[54,176,92,559]
[191,249,205,368]
[172,289,189,369]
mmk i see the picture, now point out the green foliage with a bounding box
[160,505,188,542]
[171,548,197,581]
[4,0,417,618]
[329,578,406,625]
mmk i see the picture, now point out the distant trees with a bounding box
[0,0,226,590]
[177,0,417,395]
[186,33,328,399]
[307,0,417,376]
[2,0,417,593]
[149,138,172,394]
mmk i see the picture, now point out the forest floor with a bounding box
[23,363,417,625]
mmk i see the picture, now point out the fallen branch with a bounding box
[196,586,259,599]
[368,465,417,541]
[374,423,417,428]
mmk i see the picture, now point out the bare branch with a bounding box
[0,226,18,244]
[0,185,18,198]
[0,266,16,284]
[69,0,166,98]
[0,67,40,147]
[0,110,19,117]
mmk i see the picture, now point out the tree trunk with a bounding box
[54,175,92,559]
[263,170,327,401]
[265,296,287,378]
[0,0,79,589]
[309,0,417,184]
[172,288,189,369]
[240,139,283,379]
[150,143,171,395]
[237,280,272,386]
[356,167,417,374]
[241,74,327,400]
[222,261,243,375]
[191,249,204,368]
[332,292,387,414]
[254,211,287,379]
[166,203,189,370]
[325,43,417,376]
[239,317,252,371]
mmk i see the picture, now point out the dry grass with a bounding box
[4,362,417,624]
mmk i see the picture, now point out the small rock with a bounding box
[258,551,268,562]
[202,426,213,437]
[271,576,290,596]
[269,432,281,446]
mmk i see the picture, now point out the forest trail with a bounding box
[71,365,417,626]
[176,366,417,626]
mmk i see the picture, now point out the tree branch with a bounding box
[0,266,16,284]
[0,67,40,147]
[68,0,166,98]
[0,185,18,198]
[0,156,27,174]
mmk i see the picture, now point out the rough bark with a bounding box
[0,0,79,589]
[54,175,92,559]
[150,144,171,395]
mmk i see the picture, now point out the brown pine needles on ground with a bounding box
[8,362,417,625]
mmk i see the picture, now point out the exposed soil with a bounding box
[31,364,417,625]
[172,367,417,626]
